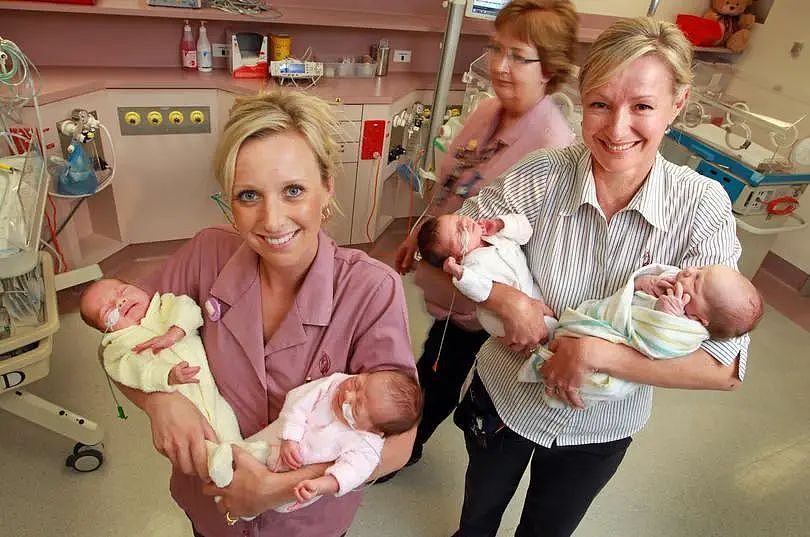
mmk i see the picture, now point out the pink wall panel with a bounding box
[4,11,489,73]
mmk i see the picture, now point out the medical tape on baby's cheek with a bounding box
[342,401,357,430]
[104,307,121,330]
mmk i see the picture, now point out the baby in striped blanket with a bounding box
[518,263,763,407]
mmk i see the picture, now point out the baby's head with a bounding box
[675,265,763,339]
[336,371,422,437]
[80,278,152,332]
[416,214,484,268]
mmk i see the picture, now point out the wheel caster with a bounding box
[66,443,104,472]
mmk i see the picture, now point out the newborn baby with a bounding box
[257,370,422,512]
[80,278,264,487]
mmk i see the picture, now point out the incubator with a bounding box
[661,63,809,277]
[0,37,104,472]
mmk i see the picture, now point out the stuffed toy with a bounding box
[704,0,756,53]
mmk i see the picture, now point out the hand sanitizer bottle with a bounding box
[197,21,212,73]
[181,20,197,70]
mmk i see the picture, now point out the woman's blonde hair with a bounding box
[579,17,694,98]
[494,0,579,94]
[214,90,343,205]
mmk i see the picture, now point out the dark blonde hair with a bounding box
[371,371,423,437]
[494,0,579,94]
[579,17,694,98]
[213,90,343,209]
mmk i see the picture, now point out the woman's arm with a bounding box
[203,446,330,517]
[540,336,740,408]
[369,427,416,480]
[114,382,217,480]
[481,283,554,353]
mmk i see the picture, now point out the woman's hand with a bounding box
[488,285,553,354]
[144,391,218,480]
[541,336,600,409]
[394,235,419,275]
[203,446,302,517]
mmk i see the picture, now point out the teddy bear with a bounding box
[704,0,756,53]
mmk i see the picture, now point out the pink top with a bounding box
[272,373,384,496]
[416,95,574,329]
[140,226,415,537]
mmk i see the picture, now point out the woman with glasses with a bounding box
[392,0,578,473]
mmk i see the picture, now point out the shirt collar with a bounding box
[558,149,668,231]
[486,95,555,147]
[209,231,335,327]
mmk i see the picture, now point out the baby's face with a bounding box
[435,214,484,260]
[674,265,736,324]
[81,279,151,331]
[335,373,389,433]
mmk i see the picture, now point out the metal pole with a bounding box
[421,0,466,173]
[647,0,662,16]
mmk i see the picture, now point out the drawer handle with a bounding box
[339,144,345,152]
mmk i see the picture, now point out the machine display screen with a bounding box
[465,0,509,20]
[280,62,306,74]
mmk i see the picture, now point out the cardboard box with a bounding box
[227,32,268,79]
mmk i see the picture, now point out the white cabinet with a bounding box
[325,162,357,246]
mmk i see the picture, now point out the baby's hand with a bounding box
[478,218,504,236]
[655,282,691,316]
[132,326,186,354]
[168,361,200,385]
[293,479,319,504]
[443,257,464,279]
[635,275,674,298]
[280,439,304,470]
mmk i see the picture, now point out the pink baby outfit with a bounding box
[140,226,416,537]
[252,373,384,513]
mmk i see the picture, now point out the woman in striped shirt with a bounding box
[451,18,750,537]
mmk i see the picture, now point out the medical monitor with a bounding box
[465,0,509,20]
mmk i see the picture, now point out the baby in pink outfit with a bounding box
[257,370,422,511]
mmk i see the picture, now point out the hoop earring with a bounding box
[321,205,333,222]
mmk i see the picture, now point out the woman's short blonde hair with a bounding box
[494,0,579,94]
[579,17,694,98]
[214,90,343,204]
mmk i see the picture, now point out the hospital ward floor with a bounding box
[2,220,809,537]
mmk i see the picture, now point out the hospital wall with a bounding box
[724,0,810,274]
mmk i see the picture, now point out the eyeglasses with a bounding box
[484,44,542,67]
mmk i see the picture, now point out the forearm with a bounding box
[259,463,330,509]
[592,340,740,391]
[480,282,526,316]
[370,427,415,480]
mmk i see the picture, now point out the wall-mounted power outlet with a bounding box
[393,49,412,63]
[213,44,229,58]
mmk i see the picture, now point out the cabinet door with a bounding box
[324,162,357,246]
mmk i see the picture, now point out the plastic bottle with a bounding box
[197,21,212,73]
[181,20,197,70]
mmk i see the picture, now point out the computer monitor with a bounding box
[465,0,509,20]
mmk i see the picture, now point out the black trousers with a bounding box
[452,376,632,537]
[414,319,490,456]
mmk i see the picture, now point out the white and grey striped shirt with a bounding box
[458,143,749,447]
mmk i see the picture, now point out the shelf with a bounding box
[1,1,616,40]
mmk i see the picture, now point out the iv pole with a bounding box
[420,0,466,175]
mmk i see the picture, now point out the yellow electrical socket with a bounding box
[168,111,184,125]
[147,111,163,126]
[189,110,205,124]
[124,111,141,126]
